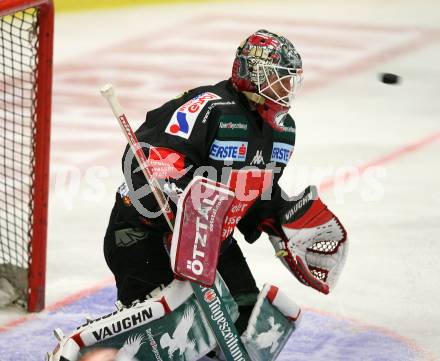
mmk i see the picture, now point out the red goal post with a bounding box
[0,0,53,312]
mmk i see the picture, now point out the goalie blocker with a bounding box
[46,276,301,361]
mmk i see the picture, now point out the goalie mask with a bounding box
[231,29,303,131]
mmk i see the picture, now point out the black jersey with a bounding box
[116,79,296,243]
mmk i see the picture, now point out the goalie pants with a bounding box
[103,206,259,333]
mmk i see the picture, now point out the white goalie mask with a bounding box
[231,29,303,131]
[257,63,303,107]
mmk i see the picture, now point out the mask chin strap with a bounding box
[242,91,287,131]
[242,91,266,105]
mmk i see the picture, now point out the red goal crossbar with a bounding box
[0,0,54,312]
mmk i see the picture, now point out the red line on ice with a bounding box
[319,131,440,191]
[0,277,113,333]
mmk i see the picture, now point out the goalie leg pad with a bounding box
[47,276,239,361]
[241,284,301,361]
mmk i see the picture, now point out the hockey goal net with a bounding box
[0,0,53,312]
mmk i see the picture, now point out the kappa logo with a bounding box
[165,92,221,139]
[250,150,264,165]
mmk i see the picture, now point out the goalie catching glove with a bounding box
[259,185,348,294]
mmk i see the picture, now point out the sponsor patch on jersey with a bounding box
[165,92,221,139]
[217,115,248,139]
[118,181,129,197]
[270,142,294,164]
[209,140,248,162]
[118,181,132,206]
[201,100,236,123]
[147,147,186,179]
[219,121,247,131]
[281,125,295,133]
[115,228,147,247]
[273,116,296,142]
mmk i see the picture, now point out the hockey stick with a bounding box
[100,85,174,230]
[100,84,252,361]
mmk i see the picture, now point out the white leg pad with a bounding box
[241,284,302,361]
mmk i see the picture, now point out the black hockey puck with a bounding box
[380,73,400,84]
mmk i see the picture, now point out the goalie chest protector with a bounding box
[123,79,296,233]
